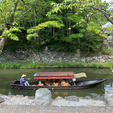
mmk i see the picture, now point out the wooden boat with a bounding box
[10,79,107,90]
[10,72,107,90]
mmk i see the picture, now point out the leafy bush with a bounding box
[102,48,113,55]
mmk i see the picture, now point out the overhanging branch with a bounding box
[90,5,113,24]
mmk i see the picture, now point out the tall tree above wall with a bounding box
[48,0,113,24]
[0,0,25,51]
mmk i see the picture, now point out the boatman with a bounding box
[20,74,29,86]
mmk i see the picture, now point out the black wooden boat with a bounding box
[10,79,107,90]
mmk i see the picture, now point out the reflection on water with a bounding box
[53,91,69,97]
[0,68,112,98]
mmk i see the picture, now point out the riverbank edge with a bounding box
[0,105,113,113]
[0,62,112,69]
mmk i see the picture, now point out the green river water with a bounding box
[0,68,112,98]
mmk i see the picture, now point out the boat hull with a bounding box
[10,79,107,90]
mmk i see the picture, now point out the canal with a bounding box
[0,68,112,98]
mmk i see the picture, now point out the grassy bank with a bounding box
[0,62,112,69]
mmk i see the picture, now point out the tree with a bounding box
[0,0,25,51]
[46,0,113,53]
[0,0,111,53]
[15,0,52,28]
[0,0,56,51]
[27,20,64,49]
[48,0,113,24]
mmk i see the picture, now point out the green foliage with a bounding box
[102,48,113,55]
[48,14,63,23]
[0,0,14,23]
[38,21,64,29]
[9,27,22,32]
[69,33,83,39]
[27,20,64,42]
[43,0,110,53]
[4,27,27,41]
[27,33,38,40]
[62,33,83,42]
[15,0,52,28]
[27,21,64,34]
[8,33,19,41]
[0,0,111,55]
[86,21,107,38]
[105,25,113,35]
[0,62,111,69]
[7,27,23,41]
[3,30,10,36]
[80,31,103,53]
[0,50,2,54]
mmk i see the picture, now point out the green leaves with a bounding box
[27,21,64,40]
[27,20,64,42]
[86,21,107,38]
[27,33,38,40]
[37,21,64,29]
[9,27,22,32]
[62,33,83,43]
[0,0,14,23]
[3,26,27,41]
[0,0,111,53]
[8,33,19,41]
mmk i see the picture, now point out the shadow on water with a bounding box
[0,68,112,98]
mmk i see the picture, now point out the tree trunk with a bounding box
[0,27,8,51]
[0,37,6,50]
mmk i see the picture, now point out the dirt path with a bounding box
[0,105,113,113]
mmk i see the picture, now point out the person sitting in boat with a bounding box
[61,80,70,87]
[72,78,76,86]
[38,81,44,86]
[53,82,59,87]
[20,74,29,86]
[56,79,61,84]
[45,79,50,86]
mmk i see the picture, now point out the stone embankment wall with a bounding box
[0,50,113,63]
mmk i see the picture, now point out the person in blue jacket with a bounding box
[20,74,29,86]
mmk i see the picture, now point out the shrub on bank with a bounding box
[0,62,112,69]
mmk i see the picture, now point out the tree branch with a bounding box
[21,0,25,5]
[90,5,113,24]
[8,0,20,27]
